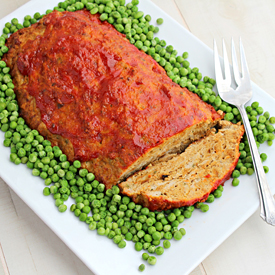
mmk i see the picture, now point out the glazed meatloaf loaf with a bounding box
[119,121,244,211]
[3,10,222,189]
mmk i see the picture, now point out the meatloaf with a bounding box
[3,10,222,189]
[119,121,244,211]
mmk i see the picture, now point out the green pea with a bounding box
[213,190,222,198]
[71,159,80,169]
[90,7,99,14]
[86,220,96,230]
[56,203,66,212]
[0,60,6,68]
[232,178,240,186]
[79,212,87,222]
[257,123,266,130]
[142,233,151,242]
[164,231,172,240]
[96,227,105,236]
[217,185,224,192]
[3,74,11,83]
[23,20,31,28]
[32,12,41,20]
[117,240,126,248]
[152,231,161,241]
[55,198,63,207]
[26,161,33,169]
[147,245,155,253]
[152,239,160,246]
[163,240,171,249]
[196,72,202,80]
[260,153,267,162]
[134,11,144,19]
[4,22,12,29]
[29,154,37,165]
[256,107,264,114]
[2,67,10,74]
[32,168,40,176]
[145,14,151,21]
[134,40,142,49]
[167,213,176,222]
[244,163,253,169]
[69,204,76,213]
[72,208,80,217]
[3,27,10,34]
[133,241,142,251]
[123,231,133,241]
[155,246,164,255]
[266,124,274,132]
[3,138,11,147]
[130,0,138,6]
[162,224,170,233]
[232,169,240,178]
[39,171,47,179]
[246,106,252,113]
[138,264,145,272]
[156,18,164,25]
[147,256,157,265]
[154,221,163,231]
[137,229,146,238]
[13,158,21,165]
[214,97,222,107]
[45,8,53,14]
[131,7,138,13]
[206,194,215,203]
[42,187,50,196]
[200,204,209,212]
[224,112,234,121]
[178,228,186,237]
[100,13,108,21]
[247,168,254,175]
[181,60,189,69]
[268,133,274,141]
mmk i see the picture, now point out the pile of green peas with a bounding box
[1,0,275,270]
[1,51,217,266]
[230,102,275,186]
[70,182,191,250]
[0,66,202,258]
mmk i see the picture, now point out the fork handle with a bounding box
[238,104,275,226]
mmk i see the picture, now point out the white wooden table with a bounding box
[1,0,275,274]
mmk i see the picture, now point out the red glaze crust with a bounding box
[3,10,222,189]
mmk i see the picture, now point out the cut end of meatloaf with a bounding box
[119,120,244,211]
[3,9,223,190]
[83,117,220,187]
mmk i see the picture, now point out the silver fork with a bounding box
[214,38,275,226]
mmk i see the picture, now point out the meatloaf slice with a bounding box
[119,121,244,211]
[3,10,222,189]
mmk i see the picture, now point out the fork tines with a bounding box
[214,38,251,89]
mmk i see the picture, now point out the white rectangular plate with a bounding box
[1,1,275,274]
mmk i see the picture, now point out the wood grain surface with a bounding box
[175,0,275,99]
[1,0,275,274]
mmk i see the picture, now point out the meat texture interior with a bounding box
[119,120,244,211]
